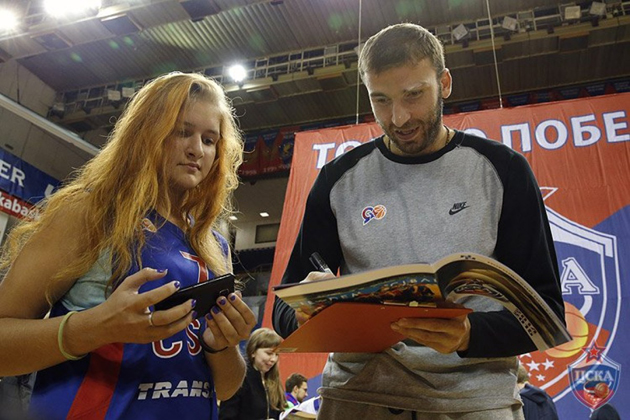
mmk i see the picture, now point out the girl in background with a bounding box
[219,328,286,420]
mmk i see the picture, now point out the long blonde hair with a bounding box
[246,328,286,411]
[0,72,243,301]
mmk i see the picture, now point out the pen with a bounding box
[309,252,334,275]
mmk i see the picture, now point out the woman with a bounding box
[219,328,286,420]
[0,72,257,420]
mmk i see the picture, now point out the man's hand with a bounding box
[295,271,335,326]
[391,315,471,354]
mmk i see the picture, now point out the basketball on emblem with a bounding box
[594,382,610,398]
[545,302,589,358]
[373,205,386,219]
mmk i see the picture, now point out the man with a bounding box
[273,23,565,419]
[285,373,308,409]
[517,364,559,420]
[590,404,621,420]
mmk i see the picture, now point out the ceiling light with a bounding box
[259,212,269,218]
[44,0,102,18]
[0,10,18,32]
[228,64,247,84]
[228,215,238,221]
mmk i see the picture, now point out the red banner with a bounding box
[263,93,630,418]
[0,189,35,219]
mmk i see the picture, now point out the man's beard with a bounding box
[381,93,444,156]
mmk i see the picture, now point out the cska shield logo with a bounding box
[518,188,622,410]
[568,344,621,409]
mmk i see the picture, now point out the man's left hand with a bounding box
[391,315,470,354]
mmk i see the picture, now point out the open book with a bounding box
[273,253,571,353]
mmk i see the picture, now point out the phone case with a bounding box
[154,273,235,319]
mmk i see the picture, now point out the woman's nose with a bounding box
[186,135,204,158]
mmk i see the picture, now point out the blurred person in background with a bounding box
[219,328,286,420]
[517,363,559,420]
[285,373,308,409]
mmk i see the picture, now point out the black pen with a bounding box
[309,252,334,275]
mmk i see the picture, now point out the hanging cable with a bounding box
[16,64,21,105]
[485,0,503,108]
[355,0,363,124]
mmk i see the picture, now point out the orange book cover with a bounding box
[278,302,471,353]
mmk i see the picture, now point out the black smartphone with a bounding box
[154,273,235,319]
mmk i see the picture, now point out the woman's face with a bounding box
[164,99,221,198]
[252,347,279,374]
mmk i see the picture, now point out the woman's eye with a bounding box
[203,137,217,145]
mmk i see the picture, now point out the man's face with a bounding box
[294,381,308,402]
[363,58,452,157]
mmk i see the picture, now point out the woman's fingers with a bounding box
[109,272,257,347]
[203,293,256,347]
[149,298,196,328]
[225,293,256,330]
[117,267,168,292]
[101,268,193,343]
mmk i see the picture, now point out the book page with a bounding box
[436,256,571,350]
[279,272,442,317]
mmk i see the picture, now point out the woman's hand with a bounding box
[95,268,196,346]
[201,292,256,352]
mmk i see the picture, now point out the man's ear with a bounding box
[292,385,299,394]
[440,68,452,100]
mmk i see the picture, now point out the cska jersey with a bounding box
[30,215,228,420]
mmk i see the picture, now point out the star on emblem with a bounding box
[583,343,605,362]
[542,359,555,370]
[526,360,540,372]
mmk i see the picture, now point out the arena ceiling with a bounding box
[5,0,630,137]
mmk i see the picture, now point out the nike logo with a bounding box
[449,202,469,215]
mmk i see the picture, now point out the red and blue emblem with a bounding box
[568,344,620,410]
[518,187,625,418]
[362,204,387,225]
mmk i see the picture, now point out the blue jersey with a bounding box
[30,215,228,420]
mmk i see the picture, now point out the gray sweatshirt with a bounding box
[274,131,564,414]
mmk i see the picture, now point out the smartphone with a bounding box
[154,273,235,319]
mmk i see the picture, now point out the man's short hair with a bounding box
[358,23,445,79]
[285,373,308,392]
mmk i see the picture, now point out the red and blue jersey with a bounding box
[30,215,228,420]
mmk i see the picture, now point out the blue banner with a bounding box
[0,149,60,205]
